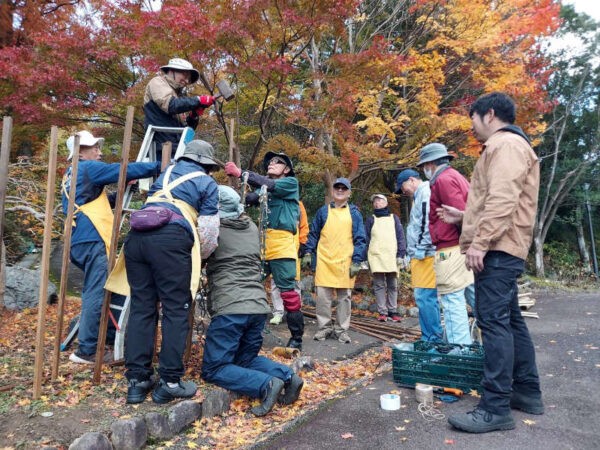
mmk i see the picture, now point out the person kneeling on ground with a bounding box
[201,185,304,417]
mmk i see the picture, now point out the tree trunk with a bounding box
[533,233,545,278]
[0,239,5,310]
[576,220,591,271]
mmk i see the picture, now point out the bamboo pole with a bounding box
[93,107,134,382]
[227,118,236,187]
[33,126,59,399]
[51,135,81,380]
[0,117,13,310]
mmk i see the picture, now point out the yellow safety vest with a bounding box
[315,205,355,288]
[367,215,397,274]
[410,256,436,289]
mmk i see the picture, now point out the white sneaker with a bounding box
[270,313,283,325]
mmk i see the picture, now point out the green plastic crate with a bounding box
[392,341,484,393]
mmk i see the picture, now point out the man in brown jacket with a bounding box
[441,92,544,433]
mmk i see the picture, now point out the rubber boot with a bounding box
[286,310,304,351]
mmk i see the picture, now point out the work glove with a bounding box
[298,244,307,258]
[198,95,215,107]
[413,249,426,260]
[301,253,312,269]
[397,256,410,271]
[349,262,362,278]
[224,162,242,178]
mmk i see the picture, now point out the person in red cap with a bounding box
[224,152,304,350]
[143,57,215,160]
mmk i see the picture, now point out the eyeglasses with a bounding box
[268,158,286,166]
[333,185,349,191]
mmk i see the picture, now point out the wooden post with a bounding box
[51,135,81,379]
[93,107,134,382]
[0,117,13,310]
[228,119,236,187]
[32,126,59,399]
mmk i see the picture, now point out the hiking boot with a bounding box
[389,314,402,323]
[377,314,388,322]
[313,329,332,341]
[278,374,304,406]
[251,377,285,416]
[286,338,302,352]
[151,379,197,404]
[448,407,515,433]
[510,391,545,415]
[270,313,283,325]
[337,331,351,344]
[69,350,114,365]
[127,377,156,404]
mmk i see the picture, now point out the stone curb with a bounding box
[68,387,232,450]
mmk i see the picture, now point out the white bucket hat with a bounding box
[66,131,104,160]
[160,58,200,84]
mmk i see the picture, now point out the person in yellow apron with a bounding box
[395,169,443,342]
[302,177,367,344]
[224,152,304,350]
[364,194,407,323]
[61,130,161,364]
[269,199,309,325]
[121,140,220,404]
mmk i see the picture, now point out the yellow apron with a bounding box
[294,231,301,281]
[367,215,397,274]
[410,256,436,289]
[105,166,205,298]
[315,205,355,288]
[62,175,114,256]
[265,229,297,260]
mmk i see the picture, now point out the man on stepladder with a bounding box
[225,152,304,350]
[144,57,215,160]
[61,130,161,365]
[443,92,544,433]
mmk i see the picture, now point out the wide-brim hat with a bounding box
[177,140,220,168]
[66,131,104,160]
[263,151,295,176]
[417,143,454,166]
[370,193,388,204]
[160,58,200,84]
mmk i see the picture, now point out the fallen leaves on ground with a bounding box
[0,302,394,449]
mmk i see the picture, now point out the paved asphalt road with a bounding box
[260,291,599,450]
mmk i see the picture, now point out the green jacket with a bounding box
[205,215,270,317]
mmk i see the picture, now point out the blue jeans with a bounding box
[414,288,443,341]
[202,314,293,398]
[475,251,541,415]
[70,241,124,355]
[440,289,472,345]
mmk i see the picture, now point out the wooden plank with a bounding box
[521,311,539,319]
[33,126,59,399]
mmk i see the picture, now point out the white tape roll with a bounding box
[415,383,434,404]
[380,393,401,410]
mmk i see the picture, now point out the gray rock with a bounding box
[4,265,57,310]
[397,305,408,316]
[302,293,315,307]
[69,432,112,450]
[168,400,202,434]
[408,306,419,318]
[110,416,147,450]
[367,303,378,313]
[145,412,173,440]
[201,388,231,418]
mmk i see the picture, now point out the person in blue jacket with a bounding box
[61,130,161,365]
[303,178,366,344]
